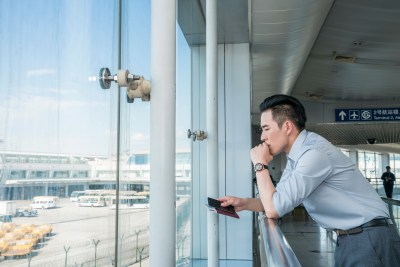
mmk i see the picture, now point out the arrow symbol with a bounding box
[339,111,346,120]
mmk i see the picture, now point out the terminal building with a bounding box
[0,0,400,266]
[0,151,191,200]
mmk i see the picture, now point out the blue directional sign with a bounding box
[335,108,400,122]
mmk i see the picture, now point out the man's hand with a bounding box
[218,196,246,212]
[218,196,264,212]
[250,142,273,165]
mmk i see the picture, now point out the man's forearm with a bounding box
[242,198,264,212]
[256,170,280,219]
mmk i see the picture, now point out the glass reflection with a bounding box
[1,0,192,266]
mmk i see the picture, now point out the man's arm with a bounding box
[250,142,280,219]
[219,196,264,212]
[255,168,280,218]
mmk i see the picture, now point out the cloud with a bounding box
[131,133,149,143]
[4,93,108,122]
[26,68,57,77]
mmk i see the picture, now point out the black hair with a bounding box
[259,94,307,130]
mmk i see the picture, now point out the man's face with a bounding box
[260,110,289,155]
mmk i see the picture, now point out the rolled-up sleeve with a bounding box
[273,148,333,217]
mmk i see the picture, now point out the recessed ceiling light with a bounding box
[352,41,364,46]
[332,51,356,63]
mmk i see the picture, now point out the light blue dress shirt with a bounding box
[273,130,389,230]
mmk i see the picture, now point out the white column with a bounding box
[206,1,219,266]
[150,1,176,267]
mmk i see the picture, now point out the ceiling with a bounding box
[178,0,400,153]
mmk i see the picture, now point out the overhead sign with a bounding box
[335,108,400,122]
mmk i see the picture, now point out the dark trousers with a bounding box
[335,224,400,266]
[383,181,394,198]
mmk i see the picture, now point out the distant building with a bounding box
[0,151,191,200]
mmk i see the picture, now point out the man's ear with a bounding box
[284,120,294,135]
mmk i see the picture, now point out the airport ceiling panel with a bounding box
[290,0,400,150]
[307,122,400,153]
[250,0,400,151]
[293,0,400,102]
[250,0,334,115]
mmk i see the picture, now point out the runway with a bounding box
[0,198,151,267]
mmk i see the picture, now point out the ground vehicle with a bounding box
[0,201,17,216]
[0,214,13,222]
[31,196,59,209]
[69,191,86,202]
[15,207,38,217]
[77,195,106,207]
[110,195,149,209]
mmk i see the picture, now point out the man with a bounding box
[381,166,396,198]
[219,94,400,266]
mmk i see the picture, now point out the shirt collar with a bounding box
[287,129,308,162]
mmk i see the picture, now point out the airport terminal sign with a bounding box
[335,108,400,122]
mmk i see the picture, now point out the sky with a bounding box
[0,0,191,156]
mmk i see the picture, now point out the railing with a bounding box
[367,177,400,196]
[258,213,301,267]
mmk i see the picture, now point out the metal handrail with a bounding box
[258,213,301,267]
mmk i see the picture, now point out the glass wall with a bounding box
[0,1,192,266]
[0,1,120,265]
[176,23,192,265]
[358,151,382,179]
[389,153,400,177]
[389,153,400,196]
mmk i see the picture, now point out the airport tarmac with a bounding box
[0,198,151,267]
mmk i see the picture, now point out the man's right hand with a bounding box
[218,196,264,212]
[218,196,245,212]
[250,142,273,166]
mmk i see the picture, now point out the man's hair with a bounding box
[259,94,307,130]
[386,166,391,169]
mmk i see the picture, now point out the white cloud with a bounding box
[131,133,149,143]
[26,68,57,77]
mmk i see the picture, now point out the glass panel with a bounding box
[389,153,400,177]
[117,1,151,266]
[0,1,190,266]
[358,151,366,176]
[389,153,400,196]
[176,24,192,266]
[0,1,119,266]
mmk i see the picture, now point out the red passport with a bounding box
[206,197,240,219]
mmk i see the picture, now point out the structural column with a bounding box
[150,0,176,266]
[206,0,219,266]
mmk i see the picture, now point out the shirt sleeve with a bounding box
[273,148,333,217]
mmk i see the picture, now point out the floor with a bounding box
[280,196,400,267]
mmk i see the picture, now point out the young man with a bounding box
[381,166,396,198]
[219,94,400,266]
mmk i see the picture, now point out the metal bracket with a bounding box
[99,68,151,103]
[187,129,207,141]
